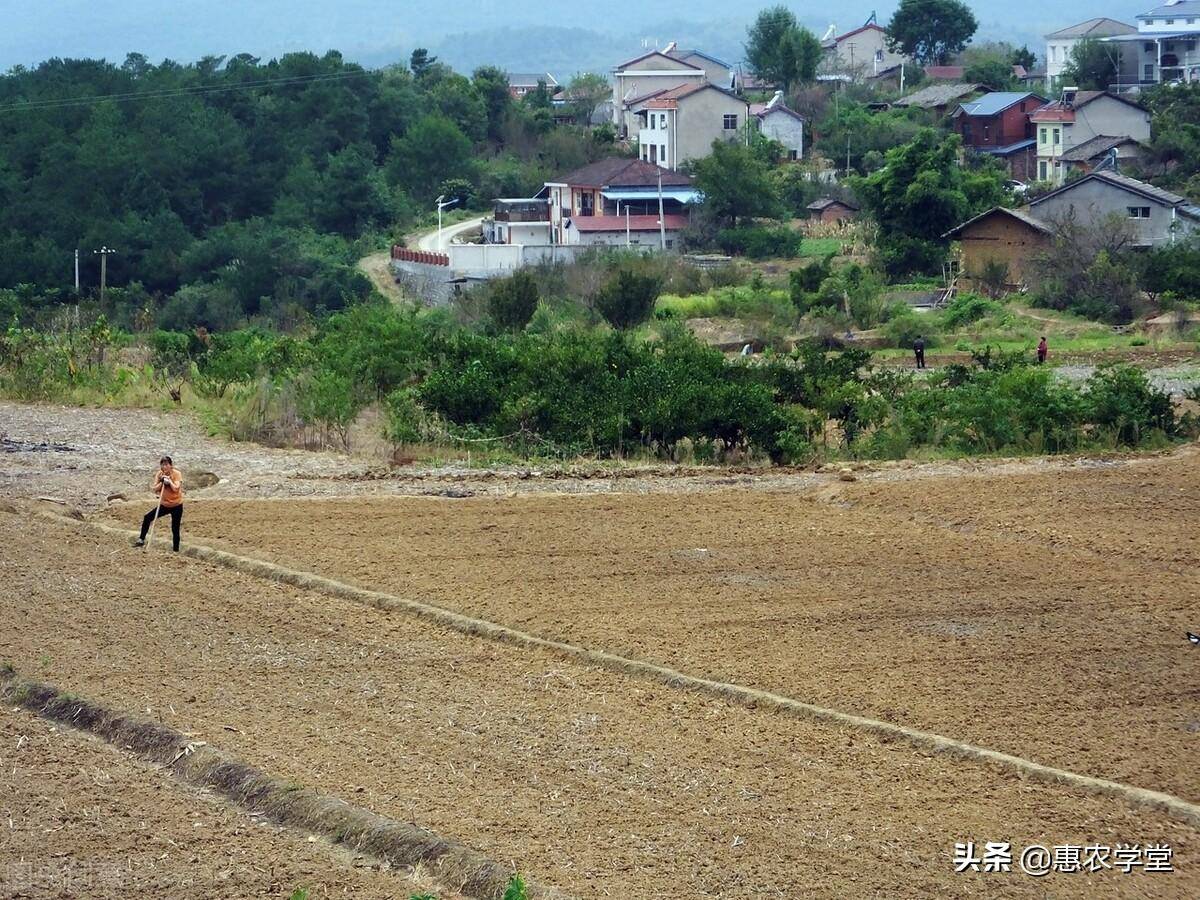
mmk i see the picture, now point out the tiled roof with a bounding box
[979,138,1038,155]
[1058,135,1142,162]
[807,198,859,211]
[668,49,733,69]
[508,73,558,87]
[1139,2,1200,19]
[572,214,689,232]
[894,83,989,109]
[1029,170,1193,210]
[943,206,1055,239]
[823,22,886,49]
[642,82,743,109]
[614,49,705,72]
[1045,17,1136,39]
[555,158,693,189]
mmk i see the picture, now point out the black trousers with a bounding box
[141,504,182,550]
[915,349,926,369]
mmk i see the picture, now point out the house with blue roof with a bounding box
[952,91,1049,181]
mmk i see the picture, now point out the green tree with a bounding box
[852,130,1006,276]
[964,56,1018,90]
[886,0,979,66]
[745,6,822,91]
[691,139,782,227]
[1011,45,1037,71]
[1060,38,1119,91]
[593,267,661,330]
[410,48,437,79]
[472,65,513,141]
[487,271,540,331]
[564,72,611,125]
[386,115,473,202]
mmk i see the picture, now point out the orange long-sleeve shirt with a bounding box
[154,467,184,507]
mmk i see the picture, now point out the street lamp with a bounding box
[435,194,458,252]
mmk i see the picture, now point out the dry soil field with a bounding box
[2,401,1199,897]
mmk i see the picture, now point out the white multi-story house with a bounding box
[1101,0,1200,88]
[1044,18,1137,90]
[630,83,749,171]
[1030,89,1151,184]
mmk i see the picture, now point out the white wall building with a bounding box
[1044,18,1137,90]
[1102,1,1200,88]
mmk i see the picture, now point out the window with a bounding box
[788,149,799,161]
[983,123,990,140]
[660,144,666,163]
[1039,161,1048,181]
[723,114,738,130]
[1166,18,1175,25]
[1053,128,1061,144]
[1146,63,1156,80]
[1039,127,1048,143]
[1050,46,1057,62]
[1128,206,1151,219]
[1144,42,1155,52]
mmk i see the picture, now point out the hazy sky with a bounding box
[1,1,1140,72]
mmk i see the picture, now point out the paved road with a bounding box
[414,215,485,252]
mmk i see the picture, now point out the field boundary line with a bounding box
[0,666,567,900]
[29,507,1200,830]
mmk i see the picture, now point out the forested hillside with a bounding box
[0,51,613,329]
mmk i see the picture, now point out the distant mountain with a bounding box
[0,1,1144,72]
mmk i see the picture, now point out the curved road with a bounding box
[414,215,486,252]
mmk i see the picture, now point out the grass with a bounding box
[798,237,843,258]
[656,285,794,321]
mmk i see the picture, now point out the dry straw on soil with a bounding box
[0,666,565,900]
[24,506,1200,832]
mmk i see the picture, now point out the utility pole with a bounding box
[846,135,851,176]
[74,249,80,293]
[93,246,116,302]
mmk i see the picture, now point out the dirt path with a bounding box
[356,250,408,304]
[4,511,1198,897]
[0,705,456,899]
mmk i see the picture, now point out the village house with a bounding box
[666,48,737,90]
[1027,170,1200,245]
[892,82,992,117]
[631,82,749,170]
[1058,135,1148,179]
[807,198,859,224]
[1030,89,1151,183]
[821,21,908,80]
[542,157,697,248]
[943,207,1054,291]
[1045,18,1138,90]
[507,72,558,99]
[610,49,707,136]
[1100,1,1200,88]
[952,91,1049,180]
[751,91,805,160]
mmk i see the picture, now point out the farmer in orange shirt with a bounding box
[135,455,184,551]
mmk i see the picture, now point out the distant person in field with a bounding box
[913,336,926,370]
[1037,336,1048,365]
[135,456,183,551]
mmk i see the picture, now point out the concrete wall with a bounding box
[675,53,734,89]
[1068,97,1151,145]
[390,259,456,306]
[1031,179,1200,245]
[759,109,804,158]
[828,28,905,78]
[448,243,594,276]
[675,89,748,164]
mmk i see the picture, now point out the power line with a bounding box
[0,67,382,114]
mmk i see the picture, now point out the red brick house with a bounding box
[952,91,1049,181]
[807,198,859,224]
